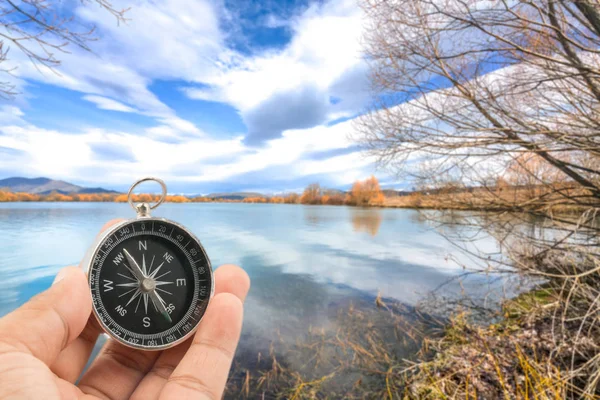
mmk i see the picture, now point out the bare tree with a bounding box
[357,0,600,396]
[358,0,600,205]
[0,0,127,99]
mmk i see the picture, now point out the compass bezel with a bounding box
[82,217,214,351]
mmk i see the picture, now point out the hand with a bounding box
[0,219,250,400]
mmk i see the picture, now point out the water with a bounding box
[0,202,515,393]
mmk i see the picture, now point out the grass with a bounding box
[383,185,596,214]
[223,281,600,399]
[224,299,443,399]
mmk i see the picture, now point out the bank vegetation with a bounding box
[0,175,388,207]
[353,0,600,398]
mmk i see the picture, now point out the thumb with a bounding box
[0,266,92,365]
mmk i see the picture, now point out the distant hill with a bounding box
[0,177,119,194]
[323,188,346,195]
[382,189,409,197]
[205,192,265,200]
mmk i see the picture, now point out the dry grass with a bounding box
[224,300,443,399]
[407,281,600,400]
[384,185,596,214]
[223,277,600,399]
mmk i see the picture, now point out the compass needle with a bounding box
[123,248,145,281]
[116,282,139,288]
[86,177,212,350]
[150,290,172,323]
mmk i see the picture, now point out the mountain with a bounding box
[205,192,265,200]
[0,177,119,194]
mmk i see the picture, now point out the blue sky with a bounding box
[0,0,401,194]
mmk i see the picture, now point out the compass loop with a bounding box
[127,177,167,213]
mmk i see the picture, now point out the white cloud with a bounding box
[184,0,369,143]
[0,105,26,125]
[0,0,386,190]
[82,95,137,113]
[0,110,386,190]
[76,0,225,82]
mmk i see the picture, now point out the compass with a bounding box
[82,178,214,351]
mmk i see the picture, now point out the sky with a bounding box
[0,0,403,194]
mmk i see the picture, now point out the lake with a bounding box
[0,202,519,395]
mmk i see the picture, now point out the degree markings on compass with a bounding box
[170,227,174,237]
[184,240,190,248]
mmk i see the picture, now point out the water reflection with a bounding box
[351,208,382,236]
[0,203,521,396]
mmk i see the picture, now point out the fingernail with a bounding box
[53,268,69,285]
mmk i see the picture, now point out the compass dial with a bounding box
[88,219,212,350]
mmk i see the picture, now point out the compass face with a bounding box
[88,218,212,350]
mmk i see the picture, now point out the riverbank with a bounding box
[407,249,600,399]
[1,183,595,214]
[223,280,599,399]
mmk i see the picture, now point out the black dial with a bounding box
[88,219,212,350]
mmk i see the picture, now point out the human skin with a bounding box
[0,219,250,400]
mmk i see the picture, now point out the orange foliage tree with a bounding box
[44,191,73,202]
[321,191,345,205]
[166,195,190,203]
[300,184,322,205]
[346,176,385,206]
[0,191,17,202]
[284,193,300,204]
[243,197,267,203]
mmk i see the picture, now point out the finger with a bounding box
[159,293,244,400]
[131,265,250,400]
[214,264,251,303]
[0,266,91,366]
[51,218,125,382]
[78,341,160,400]
[50,315,102,382]
[74,223,163,399]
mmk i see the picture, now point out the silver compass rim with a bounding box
[82,217,215,351]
